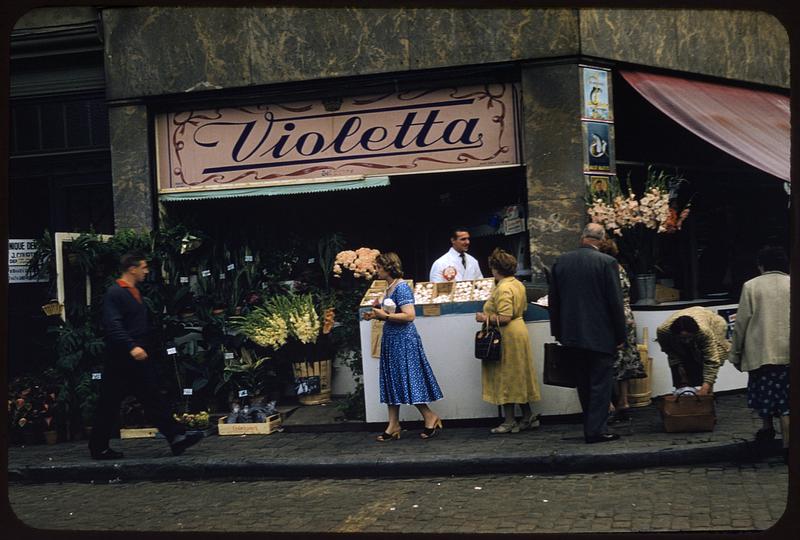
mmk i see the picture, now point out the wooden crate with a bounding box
[217,413,282,436]
[120,427,159,439]
[119,426,216,439]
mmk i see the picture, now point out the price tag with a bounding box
[238,389,249,397]
[91,372,102,380]
[166,347,177,355]
[201,270,211,277]
[183,388,193,396]
[219,273,226,280]
[244,255,253,262]
[227,263,235,271]
[179,276,189,284]
[308,257,316,264]
[224,352,234,360]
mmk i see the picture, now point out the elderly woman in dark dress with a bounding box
[598,239,646,421]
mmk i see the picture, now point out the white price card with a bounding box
[224,352,234,360]
[180,276,189,284]
[183,388,193,396]
[244,255,253,262]
[91,372,102,380]
[166,347,178,355]
[227,263,235,271]
[308,257,316,264]
[238,389,249,397]
[219,273,226,280]
[201,270,211,277]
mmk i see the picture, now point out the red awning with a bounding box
[620,70,790,182]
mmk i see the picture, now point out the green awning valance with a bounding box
[159,176,390,202]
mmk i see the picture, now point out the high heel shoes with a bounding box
[420,418,443,439]
[376,429,401,442]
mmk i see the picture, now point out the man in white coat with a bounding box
[429,227,484,282]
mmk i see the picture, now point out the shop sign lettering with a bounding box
[156,84,519,193]
[8,239,47,283]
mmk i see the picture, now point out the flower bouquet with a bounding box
[586,166,691,276]
[230,305,289,350]
[265,293,322,345]
[332,247,381,280]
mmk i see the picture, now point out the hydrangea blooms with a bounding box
[333,247,380,280]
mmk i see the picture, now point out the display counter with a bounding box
[359,298,745,423]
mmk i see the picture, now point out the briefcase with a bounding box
[655,390,716,433]
[543,343,577,388]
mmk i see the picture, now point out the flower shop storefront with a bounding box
[150,82,533,423]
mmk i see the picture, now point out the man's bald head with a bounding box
[581,223,605,247]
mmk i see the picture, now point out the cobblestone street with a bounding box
[9,460,790,534]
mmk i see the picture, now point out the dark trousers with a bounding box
[571,348,615,440]
[89,353,183,453]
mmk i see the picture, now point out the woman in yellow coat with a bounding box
[475,248,541,433]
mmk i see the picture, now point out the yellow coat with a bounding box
[481,277,541,405]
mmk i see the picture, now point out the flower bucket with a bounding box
[292,359,332,405]
[634,273,657,305]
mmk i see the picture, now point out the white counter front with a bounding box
[359,302,746,423]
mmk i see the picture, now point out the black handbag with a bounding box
[543,342,577,388]
[475,317,501,362]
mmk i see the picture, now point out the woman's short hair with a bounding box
[598,238,619,257]
[488,248,517,277]
[376,252,403,278]
[670,315,699,335]
[757,245,789,273]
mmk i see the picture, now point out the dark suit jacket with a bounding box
[549,245,627,354]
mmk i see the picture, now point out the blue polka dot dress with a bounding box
[379,281,443,405]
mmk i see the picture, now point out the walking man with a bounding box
[89,252,202,459]
[549,223,627,443]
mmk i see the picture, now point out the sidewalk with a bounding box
[7,393,784,484]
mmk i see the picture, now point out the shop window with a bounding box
[10,95,108,155]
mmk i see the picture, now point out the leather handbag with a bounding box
[543,342,577,388]
[656,389,716,432]
[475,316,501,362]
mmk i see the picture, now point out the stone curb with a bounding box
[8,439,780,484]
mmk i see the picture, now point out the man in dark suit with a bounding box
[89,252,202,460]
[549,223,627,443]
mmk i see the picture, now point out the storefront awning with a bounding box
[620,70,790,182]
[159,176,390,202]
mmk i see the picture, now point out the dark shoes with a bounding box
[586,433,620,444]
[755,428,776,443]
[170,432,203,456]
[90,448,124,460]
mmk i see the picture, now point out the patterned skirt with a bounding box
[747,364,790,418]
[379,323,443,405]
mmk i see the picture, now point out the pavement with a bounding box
[7,391,786,484]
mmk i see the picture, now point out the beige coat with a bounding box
[729,271,790,373]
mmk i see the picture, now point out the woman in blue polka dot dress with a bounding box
[363,252,443,442]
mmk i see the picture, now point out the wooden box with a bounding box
[120,427,159,439]
[655,284,680,303]
[217,413,282,436]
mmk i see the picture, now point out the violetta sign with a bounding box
[155,84,519,193]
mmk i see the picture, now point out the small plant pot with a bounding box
[44,430,58,445]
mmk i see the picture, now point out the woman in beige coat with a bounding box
[729,246,790,463]
[475,248,541,433]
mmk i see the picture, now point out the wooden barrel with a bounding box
[628,327,653,407]
[293,359,333,405]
